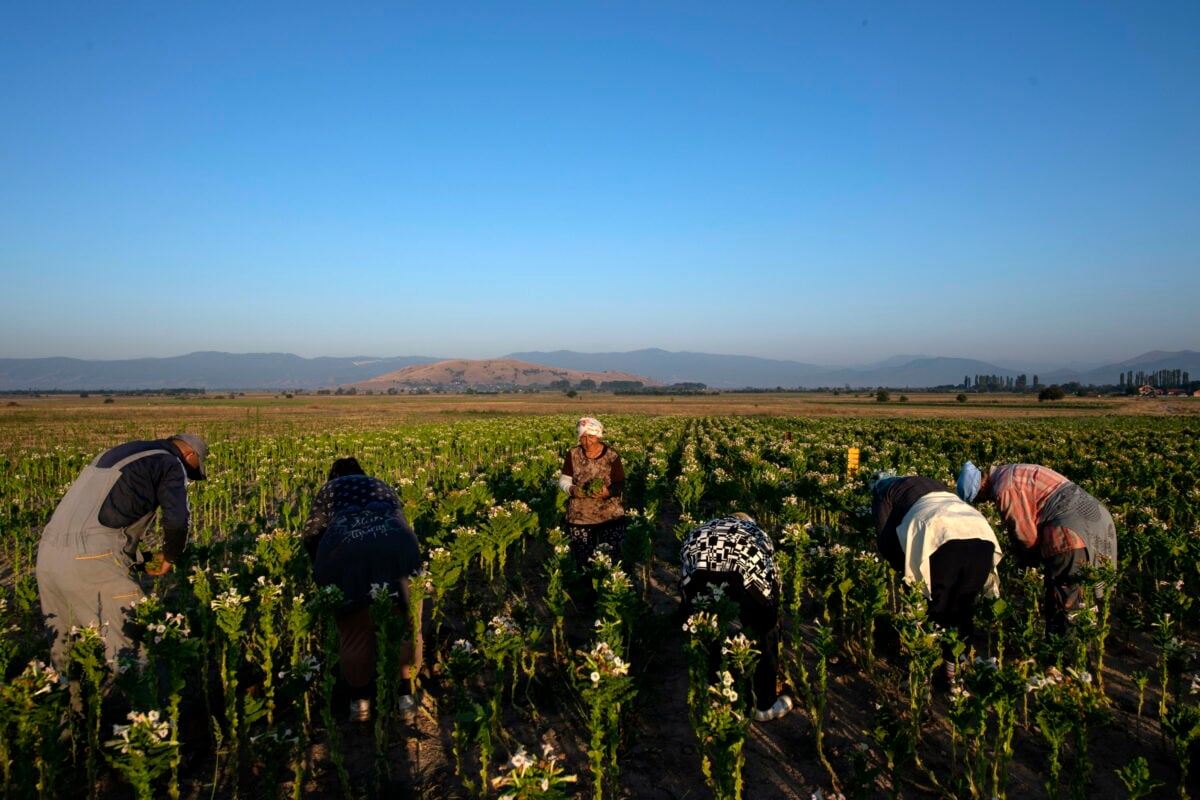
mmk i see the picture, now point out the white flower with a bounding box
[369,583,397,600]
[509,747,533,771]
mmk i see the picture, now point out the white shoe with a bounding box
[753,695,793,722]
[397,694,417,719]
[350,698,371,723]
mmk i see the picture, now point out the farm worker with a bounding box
[557,417,626,569]
[304,457,422,723]
[679,513,793,721]
[956,462,1117,636]
[36,434,208,671]
[870,472,1002,684]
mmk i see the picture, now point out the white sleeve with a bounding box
[558,473,574,494]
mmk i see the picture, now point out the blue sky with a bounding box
[1,2,1197,368]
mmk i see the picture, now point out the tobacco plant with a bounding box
[490,741,579,799]
[0,660,67,800]
[574,641,633,800]
[1163,699,1200,799]
[1027,667,1109,800]
[697,671,750,800]
[104,710,177,800]
[66,625,107,800]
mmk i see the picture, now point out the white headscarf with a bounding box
[576,417,604,439]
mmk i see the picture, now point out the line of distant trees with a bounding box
[548,379,659,391]
[1118,369,1190,389]
[0,388,210,397]
[613,383,709,396]
[964,373,1038,390]
[958,369,1197,397]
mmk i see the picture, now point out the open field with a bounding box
[1,394,1198,799]
[2,390,1195,445]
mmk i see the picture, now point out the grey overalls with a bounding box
[36,448,173,669]
[1041,482,1118,567]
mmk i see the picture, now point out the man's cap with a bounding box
[171,433,208,481]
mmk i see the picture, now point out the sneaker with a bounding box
[753,694,793,722]
[397,694,417,720]
[350,698,371,723]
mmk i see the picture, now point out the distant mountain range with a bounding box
[506,349,1200,390]
[0,348,1196,391]
[0,352,440,391]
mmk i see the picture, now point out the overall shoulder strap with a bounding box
[110,448,173,471]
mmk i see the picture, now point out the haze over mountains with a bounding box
[0,352,439,392]
[0,349,1196,392]
[508,349,1200,390]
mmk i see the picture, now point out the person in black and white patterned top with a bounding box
[304,457,421,722]
[679,514,792,721]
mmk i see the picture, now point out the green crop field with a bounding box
[1,393,1197,799]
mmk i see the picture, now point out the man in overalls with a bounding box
[36,434,208,670]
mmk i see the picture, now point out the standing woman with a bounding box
[304,457,422,722]
[558,417,626,569]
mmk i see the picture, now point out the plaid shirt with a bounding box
[978,464,1086,558]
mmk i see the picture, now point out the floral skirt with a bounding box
[566,517,627,569]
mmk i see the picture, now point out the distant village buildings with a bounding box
[1137,384,1198,398]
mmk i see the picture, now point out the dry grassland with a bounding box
[1,390,1194,449]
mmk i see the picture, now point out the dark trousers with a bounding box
[683,569,779,712]
[336,604,415,700]
[1042,547,1089,636]
[337,606,377,698]
[928,539,996,660]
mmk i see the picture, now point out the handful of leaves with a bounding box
[583,477,607,498]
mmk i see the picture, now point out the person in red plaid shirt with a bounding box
[957,461,1117,635]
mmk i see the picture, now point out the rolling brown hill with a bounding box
[342,358,662,391]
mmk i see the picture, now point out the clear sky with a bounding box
[1,2,1197,367]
